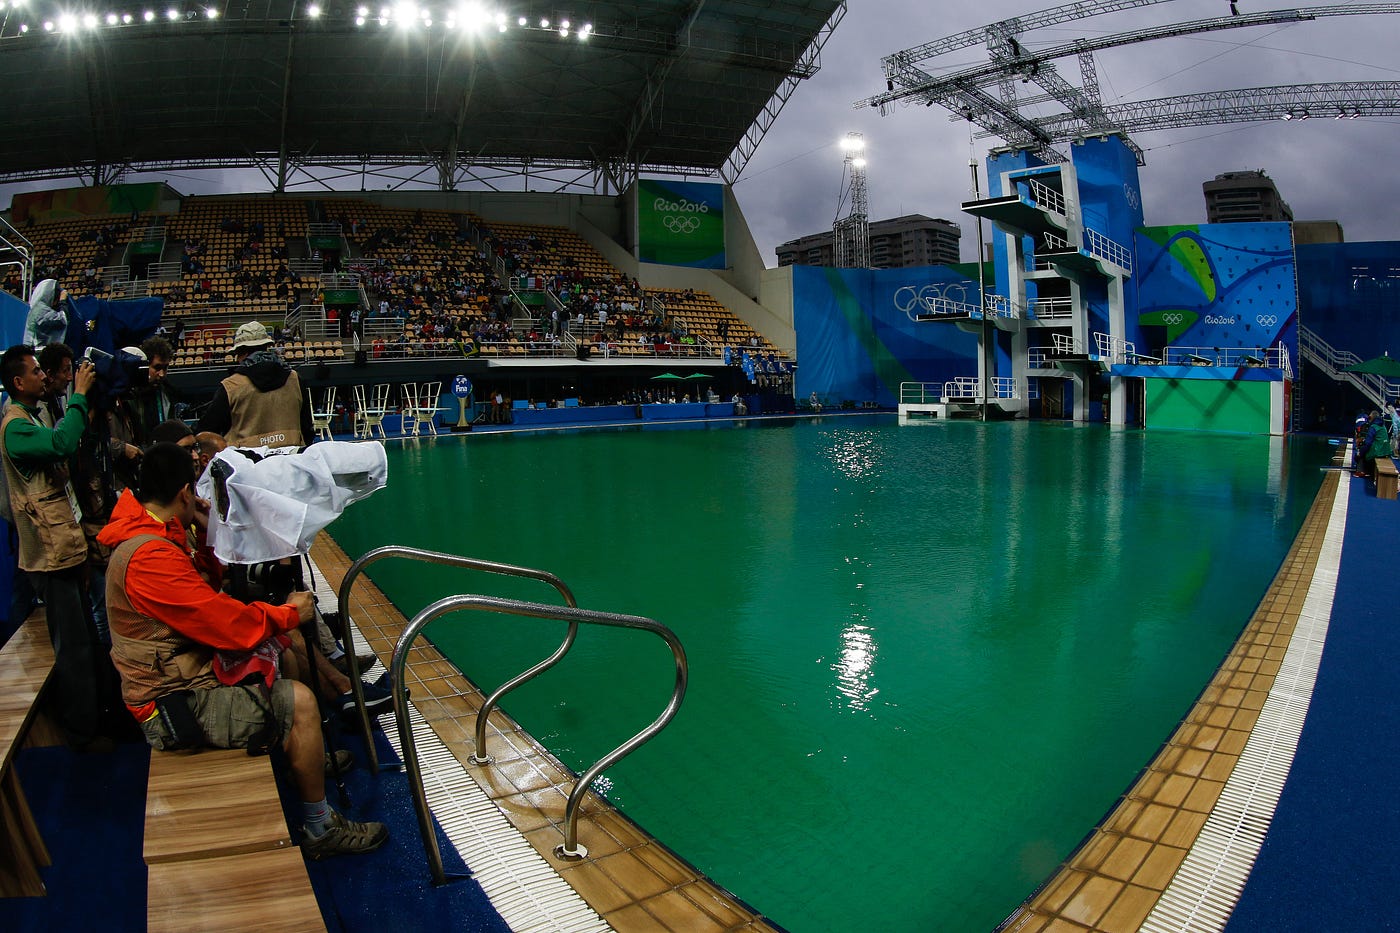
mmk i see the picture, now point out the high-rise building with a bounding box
[1203,170,1294,224]
[777,214,961,268]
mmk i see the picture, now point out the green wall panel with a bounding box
[1146,378,1272,434]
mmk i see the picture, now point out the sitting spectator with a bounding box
[99,443,389,859]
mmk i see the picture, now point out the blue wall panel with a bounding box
[793,266,981,406]
[1132,222,1298,370]
[1296,241,1400,357]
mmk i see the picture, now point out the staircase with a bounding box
[1299,326,1397,410]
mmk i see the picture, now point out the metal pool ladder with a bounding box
[336,545,688,884]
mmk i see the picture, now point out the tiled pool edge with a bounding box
[309,534,784,933]
[997,469,1342,932]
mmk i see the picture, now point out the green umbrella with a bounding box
[682,372,713,380]
[650,372,684,380]
[1346,354,1400,378]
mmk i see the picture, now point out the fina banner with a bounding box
[637,179,726,269]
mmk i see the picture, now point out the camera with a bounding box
[83,345,114,364]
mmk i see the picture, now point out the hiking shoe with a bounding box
[324,748,355,776]
[337,679,393,720]
[330,652,380,677]
[301,810,388,860]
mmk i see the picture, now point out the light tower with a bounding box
[834,133,870,268]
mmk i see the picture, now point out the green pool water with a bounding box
[327,417,1330,932]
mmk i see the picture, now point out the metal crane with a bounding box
[861,3,1400,165]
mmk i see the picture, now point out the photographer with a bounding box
[197,321,312,448]
[1,344,114,752]
[100,443,388,859]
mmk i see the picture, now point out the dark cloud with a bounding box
[741,0,1400,264]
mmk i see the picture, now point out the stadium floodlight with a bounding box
[853,157,867,168]
[42,18,52,29]
[539,17,548,27]
[105,12,117,24]
[306,3,321,17]
[840,134,865,152]
[142,9,153,20]
[355,15,364,24]
[356,4,367,13]
[57,12,75,30]
[165,7,178,20]
[204,6,216,17]
[560,18,569,29]
[19,21,27,30]
[392,0,415,27]
[82,11,97,27]
[121,12,131,22]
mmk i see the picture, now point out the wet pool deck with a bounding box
[316,461,1383,933]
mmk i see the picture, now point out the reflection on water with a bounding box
[329,419,1331,933]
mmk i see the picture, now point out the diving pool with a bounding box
[327,417,1330,932]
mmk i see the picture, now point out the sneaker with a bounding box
[336,680,393,720]
[324,748,355,777]
[301,810,388,860]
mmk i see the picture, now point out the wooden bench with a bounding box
[144,745,326,931]
[0,613,59,897]
[1377,457,1398,500]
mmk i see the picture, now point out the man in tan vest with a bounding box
[1,344,111,751]
[99,443,388,858]
[197,321,312,448]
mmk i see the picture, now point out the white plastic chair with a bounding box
[412,381,441,436]
[353,384,390,440]
[310,385,337,441]
[399,383,421,436]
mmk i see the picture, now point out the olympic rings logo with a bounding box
[663,216,700,234]
[893,283,970,315]
[1123,183,1140,211]
[1256,315,1278,327]
[1161,313,1184,325]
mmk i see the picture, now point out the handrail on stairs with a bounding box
[335,545,687,883]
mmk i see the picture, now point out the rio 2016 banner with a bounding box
[637,179,725,269]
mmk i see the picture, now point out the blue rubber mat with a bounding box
[0,740,149,933]
[0,725,511,933]
[288,722,512,933]
[1227,477,1400,930]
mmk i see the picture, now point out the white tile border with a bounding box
[1140,476,1347,932]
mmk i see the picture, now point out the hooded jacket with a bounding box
[97,488,300,719]
[23,279,68,348]
[196,348,313,447]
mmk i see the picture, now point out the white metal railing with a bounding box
[319,272,360,290]
[983,294,1022,319]
[147,261,183,281]
[1029,297,1073,320]
[1094,331,1135,365]
[1028,348,1050,369]
[0,215,34,300]
[133,224,166,241]
[1026,179,1073,221]
[1160,344,1290,370]
[1085,227,1133,273]
[99,265,131,284]
[941,376,1019,400]
[899,382,943,404]
[307,221,342,238]
[109,279,150,299]
[1052,333,1084,355]
[289,258,321,277]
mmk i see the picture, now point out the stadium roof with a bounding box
[0,1,845,190]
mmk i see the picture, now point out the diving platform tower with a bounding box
[957,135,1144,424]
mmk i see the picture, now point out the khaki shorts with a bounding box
[141,680,297,751]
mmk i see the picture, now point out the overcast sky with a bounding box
[736,0,1400,263]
